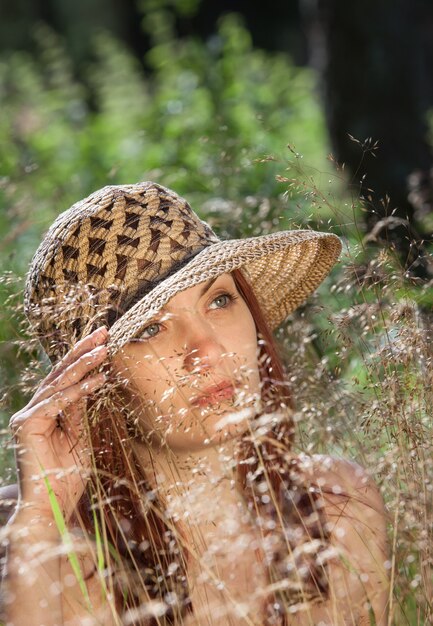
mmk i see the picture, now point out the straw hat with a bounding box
[24,182,342,361]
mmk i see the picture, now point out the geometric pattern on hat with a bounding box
[24,181,342,360]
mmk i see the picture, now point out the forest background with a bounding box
[1,0,433,623]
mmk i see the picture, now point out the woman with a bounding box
[1,182,389,625]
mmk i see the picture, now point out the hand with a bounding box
[9,326,109,523]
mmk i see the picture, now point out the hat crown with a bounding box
[25,182,219,358]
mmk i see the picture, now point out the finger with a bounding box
[34,344,108,405]
[43,326,108,387]
[11,373,106,436]
[47,326,108,384]
[39,373,107,419]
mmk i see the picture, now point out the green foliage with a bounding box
[0,15,329,260]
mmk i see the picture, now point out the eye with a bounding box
[140,322,162,339]
[209,292,236,310]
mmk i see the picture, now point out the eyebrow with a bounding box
[198,276,219,298]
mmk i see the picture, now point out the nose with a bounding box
[181,318,225,374]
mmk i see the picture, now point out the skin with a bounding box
[0,273,390,625]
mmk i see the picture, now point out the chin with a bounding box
[164,422,250,452]
[158,396,260,451]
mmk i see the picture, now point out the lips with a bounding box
[190,381,235,408]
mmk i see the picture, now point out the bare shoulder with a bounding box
[301,454,389,557]
[309,454,387,513]
[297,454,390,625]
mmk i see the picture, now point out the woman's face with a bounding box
[113,273,261,451]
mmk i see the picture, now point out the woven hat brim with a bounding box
[108,230,342,353]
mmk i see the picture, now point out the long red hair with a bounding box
[77,268,329,625]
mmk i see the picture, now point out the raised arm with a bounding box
[1,327,108,626]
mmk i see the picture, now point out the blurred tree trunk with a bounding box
[302,0,433,279]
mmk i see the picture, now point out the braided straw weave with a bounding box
[24,182,342,360]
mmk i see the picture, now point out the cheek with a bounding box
[113,354,159,408]
[132,364,166,396]
[237,312,258,359]
[118,347,173,382]
[130,357,185,408]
